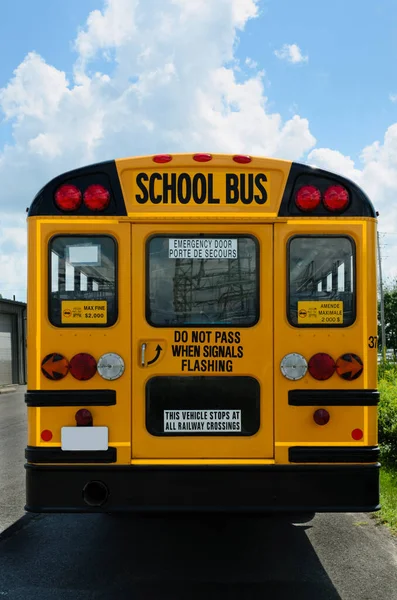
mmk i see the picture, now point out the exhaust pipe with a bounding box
[83,480,109,507]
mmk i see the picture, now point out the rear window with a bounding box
[147,235,258,326]
[288,236,355,327]
[49,235,117,327]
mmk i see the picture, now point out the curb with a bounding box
[0,386,17,394]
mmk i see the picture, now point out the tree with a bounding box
[379,281,397,351]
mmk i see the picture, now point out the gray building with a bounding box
[0,299,27,385]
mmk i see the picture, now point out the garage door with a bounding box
[0,314,12,384]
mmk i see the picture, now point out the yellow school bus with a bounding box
[25,152,380,513]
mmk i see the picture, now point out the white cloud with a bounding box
[390,93,397,103]
[274,43,308,64]
[245,57,258,69]
[308,124,397,280]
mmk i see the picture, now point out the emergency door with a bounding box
[131,223,274,459]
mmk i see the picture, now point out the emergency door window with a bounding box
[289,236,355,327]
[49,235,117,327]
[147,236,258,326]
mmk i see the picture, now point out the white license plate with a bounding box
[61,426,108,451]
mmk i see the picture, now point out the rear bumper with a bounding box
[25,463,380,513]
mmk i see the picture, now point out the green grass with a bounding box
[376,464,397,533]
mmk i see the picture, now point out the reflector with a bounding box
[352,428,363,441]
[41,430,53,442]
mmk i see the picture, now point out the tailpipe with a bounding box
[82,480,109,507]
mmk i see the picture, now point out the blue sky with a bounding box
[0,0,396,299]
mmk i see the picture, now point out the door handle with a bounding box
[141,343,147,367]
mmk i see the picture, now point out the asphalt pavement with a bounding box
[0,388,397,599]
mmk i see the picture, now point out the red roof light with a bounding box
[153,154,172,163]
[193,153,212,162]
[69,353,97,381]
[55,184,82,211]
[233,155,252,164]
[83,185,110,211]
[323,185,349,212]
[295,185,321,212]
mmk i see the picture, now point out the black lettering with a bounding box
[208,174,220,204]
[163,173,177,204]
[254,173,267,204]
[177,173,192,204]
[149,172,162,204]
[226,173,239,203]
[135,172,149,203]
[234,331,241,343]
[240,173,253,204]
[192,173,207,204]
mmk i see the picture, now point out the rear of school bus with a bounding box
[25,153,380,513]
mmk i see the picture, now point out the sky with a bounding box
[0,0,396,301]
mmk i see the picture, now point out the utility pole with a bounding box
[377,227,386,359]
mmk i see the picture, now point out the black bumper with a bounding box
[25,463,380,513]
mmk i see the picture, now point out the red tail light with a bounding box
[193,153,212,162]
[233,155,252,164]
[69,353,97,381]
[313,409,330,426]
[308,353,336,380]
[75,408,93,426]
[153,154,172,163]
[55,184,82,211]
[295,185,321,212]
[323,185,349,212]
[83,184,110,211]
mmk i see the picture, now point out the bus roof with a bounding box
[28,154,376,219]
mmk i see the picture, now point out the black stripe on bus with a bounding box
[278,162,376,218]
[25,446,117,463]
[288,389,379,406]
[27,160,127,217]
[289,446,379,463]
[25,390,116,407]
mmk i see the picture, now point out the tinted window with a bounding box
[147,236,258,326]
[49,236,117,327]
[289,236,355,327]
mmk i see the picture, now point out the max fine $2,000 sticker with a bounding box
[61,300,107,324]
[297,301,344,324]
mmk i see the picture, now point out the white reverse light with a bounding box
[97,353,125,381]
[280,353,307,381]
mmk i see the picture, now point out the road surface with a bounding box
[0,388,396,599]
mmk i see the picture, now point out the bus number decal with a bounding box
[61,300,107,324]
[297,301,343,325]
[368,336,378,349]
[172,330,243,372]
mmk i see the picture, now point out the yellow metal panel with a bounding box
[27,218,131,464]
[273,219,378,460]
[131,223,274,459]
[115,154,292,219]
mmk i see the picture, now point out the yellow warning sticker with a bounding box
[297,301,343,324]
[61,301,107,324]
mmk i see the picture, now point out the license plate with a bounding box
[61,426,108,451]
